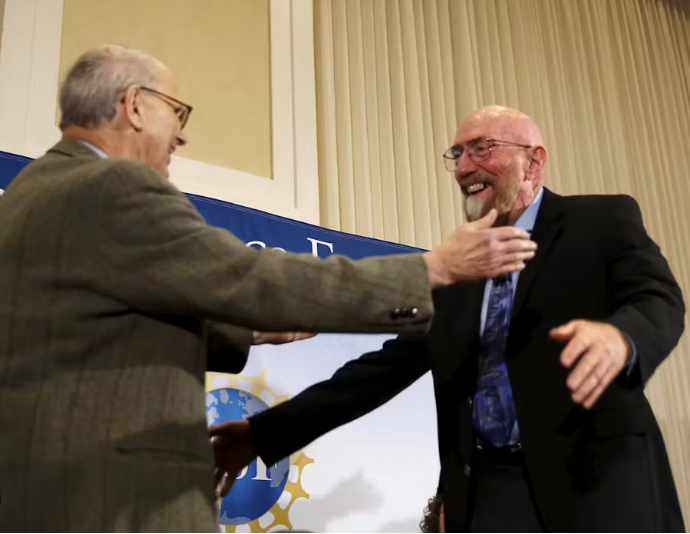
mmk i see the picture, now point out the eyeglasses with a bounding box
[442,138,532,172]
[140,86,193,129]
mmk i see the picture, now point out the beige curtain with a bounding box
[314,0,690,524]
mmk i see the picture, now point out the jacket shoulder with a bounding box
[559,192,642,225]
[560,192,639,211]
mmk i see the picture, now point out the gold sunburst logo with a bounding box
[206,369,313,533]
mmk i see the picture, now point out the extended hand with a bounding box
[252,332,316,345]
[209,420,258,497]
[423,209,537,288]
[550,320,632,409]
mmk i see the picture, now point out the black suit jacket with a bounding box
[250,189,686,532]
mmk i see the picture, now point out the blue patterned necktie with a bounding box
[472,275,519,447]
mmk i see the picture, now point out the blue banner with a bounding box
[0,150,421,259]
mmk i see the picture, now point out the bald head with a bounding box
[59,45,168,130]
[451,106,547,223]
[457,105,544,147]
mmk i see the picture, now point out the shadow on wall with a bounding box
[376,518,424,533]
[656,0,690,16]
[291,472,386,532]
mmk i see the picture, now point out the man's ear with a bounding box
[122,85,145,132]
[527,145,547,179]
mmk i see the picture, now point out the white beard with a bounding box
[464,194,486,222]
[463,181,522,222]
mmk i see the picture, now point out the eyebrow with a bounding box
[451,137,484,150]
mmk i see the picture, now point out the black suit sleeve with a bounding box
[605,195,685,385]
[248,333,431,465]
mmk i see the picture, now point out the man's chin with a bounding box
[465,198,492,222]
[152,165,170,179]
[160,162,171,178]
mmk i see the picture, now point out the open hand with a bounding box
[550,320,632,409]
[424,209,537,288]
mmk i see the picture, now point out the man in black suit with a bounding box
[212,106,686,532]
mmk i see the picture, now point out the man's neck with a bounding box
[507,185,543,225]
[62,125,136,160]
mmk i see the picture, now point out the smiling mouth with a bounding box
[466,182,491,195]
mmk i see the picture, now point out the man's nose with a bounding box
[176,130,188,147]
[455,150,478,176]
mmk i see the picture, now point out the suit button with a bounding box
[410,307,418,317]
[390,308,401,320]
[464,464,471,477]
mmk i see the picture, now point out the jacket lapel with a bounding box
[434,281,485,380]
[511,187,564,319]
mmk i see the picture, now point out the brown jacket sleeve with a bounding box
[87,158,434,334]
[206,322,253,374]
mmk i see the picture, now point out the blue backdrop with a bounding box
[0,149,421,259]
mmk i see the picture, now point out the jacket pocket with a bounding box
[583,399,659,438]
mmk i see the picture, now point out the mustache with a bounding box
[458,172,497,189]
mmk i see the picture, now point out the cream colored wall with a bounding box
[0,0,5,57]
[60,0,272,179]
[0,0,319,222]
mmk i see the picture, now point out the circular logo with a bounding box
[206,388,290,525]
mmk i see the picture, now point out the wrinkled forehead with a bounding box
[454,114,516,146]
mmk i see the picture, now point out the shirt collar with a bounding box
[514,186,544,233]
[79,140,109,159]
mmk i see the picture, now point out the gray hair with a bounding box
[59,45,161,131]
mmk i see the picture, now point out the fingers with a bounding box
[214,467,225,491]
[556,324,590,368]
[208,421,233,436]
[488,226,532,241]
[209,419,250,438]
[567,350,603,398]
[467,208,498,229]
[259,332,318,345]
[582,364,618,409]
[500,236,538,253]
[485,239,537,277]
[219,474,235,497]
[550,321,578,341]
[568,353,618,408]
[513,251,536,262]
[486,231,537,272]
[562,337,593,381]
[554,321,628,409]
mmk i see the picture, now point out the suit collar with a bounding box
[435,188,563,376]
[512,187,564,317]
[47,138,102,160]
